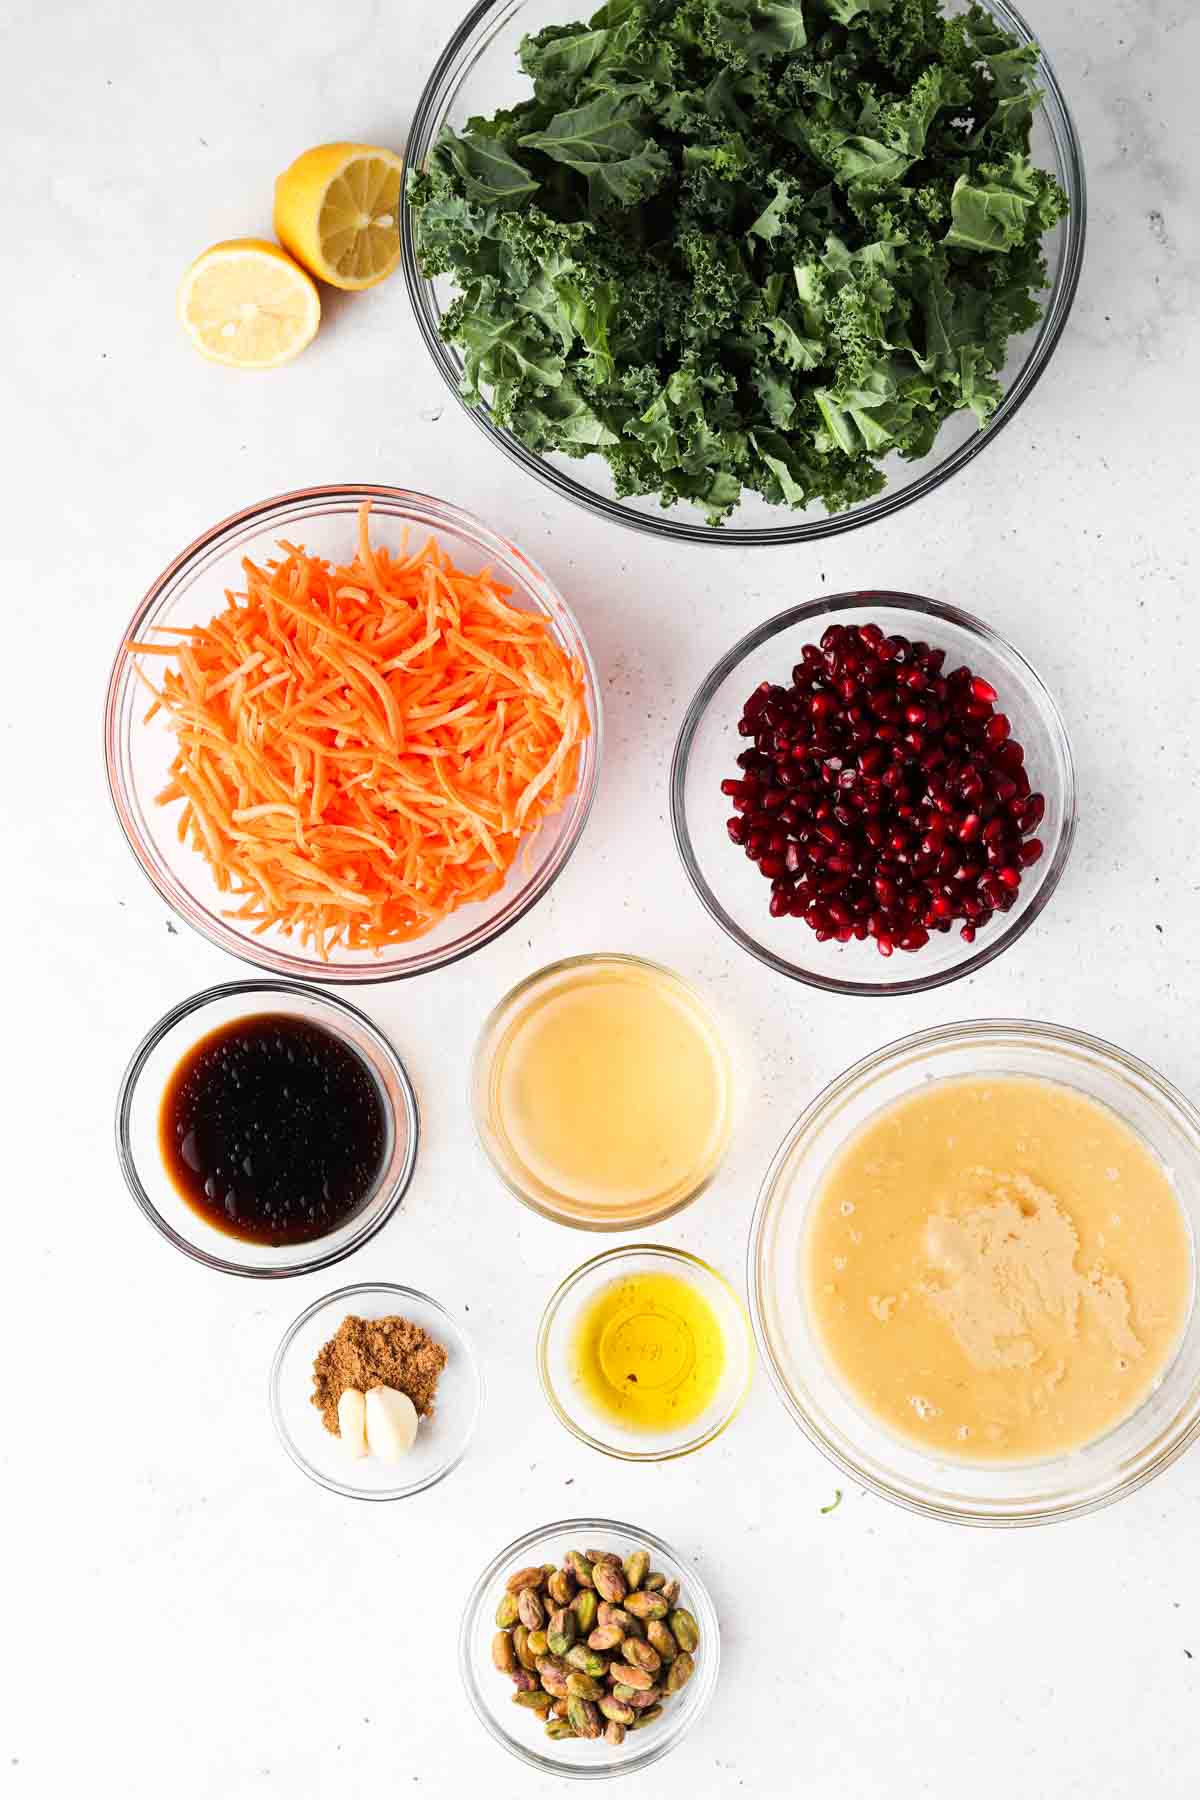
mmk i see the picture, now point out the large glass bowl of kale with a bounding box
[401,0,1085,543]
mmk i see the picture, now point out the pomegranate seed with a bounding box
[720,622,1045,960]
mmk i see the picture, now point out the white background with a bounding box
[5,0,1199,1794]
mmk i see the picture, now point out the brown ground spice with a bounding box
[312,1314,448,1436]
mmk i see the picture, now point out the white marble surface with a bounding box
[6,0,1200,1794]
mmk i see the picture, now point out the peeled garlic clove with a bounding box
[365,1385,419,1463]
[337,1387,368,1458]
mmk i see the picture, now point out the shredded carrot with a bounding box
[131,504,590,957]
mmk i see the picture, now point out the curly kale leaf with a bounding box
[409,0,1069,524]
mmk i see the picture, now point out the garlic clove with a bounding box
[364,1385,419,1462]
[337,1387,368,1458]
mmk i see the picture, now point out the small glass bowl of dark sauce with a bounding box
[116,982,419,1276]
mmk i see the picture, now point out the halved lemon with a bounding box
[274,143,404,292]
[178,238,321,368]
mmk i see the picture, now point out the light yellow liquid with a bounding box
[570,1271,726,1433]
[483,957,731,1226]
[806,1076,1193,1463]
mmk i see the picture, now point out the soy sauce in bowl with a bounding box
[159,1014,387,1246]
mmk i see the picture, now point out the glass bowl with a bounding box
[748,1019,1200,1526]
[269,1282,481,1500]
[400,0,1086,545]
[671,592,1075,996]
[470,954,735,1230]
[460,1516,719,1778]
[115,980,419,1277]
[104,485,602,982]
[537,1245,754,1461]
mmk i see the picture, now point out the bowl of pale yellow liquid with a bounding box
[471,955,734,1230]
[749,1020,1200,1526]
[537,1245,755,1460]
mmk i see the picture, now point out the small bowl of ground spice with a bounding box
[269,1281,482,1500]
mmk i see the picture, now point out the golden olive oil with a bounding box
[570,1271,726,1433]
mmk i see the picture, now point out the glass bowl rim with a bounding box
[268,1279,483,1500]
[459,1512,721,1778]
[535,1242,756,1461]
[669,590,1077,996]
[747,1014,1200,1526]
[399,0,1088,547]
[469,952,735,1230]
[103,483,604,984]
[114,978,420,1278]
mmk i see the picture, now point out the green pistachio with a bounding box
[664,1652,695,1694]
[623,1550,650,1592]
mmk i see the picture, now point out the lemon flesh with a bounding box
[178,239,321,368]
[274,143,404,291]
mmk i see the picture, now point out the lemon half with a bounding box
[274,143,404,291]
[178,239,321,368]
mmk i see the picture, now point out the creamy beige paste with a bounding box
[806,1076,1193,1461]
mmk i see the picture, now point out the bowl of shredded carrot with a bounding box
[105,487,601,980]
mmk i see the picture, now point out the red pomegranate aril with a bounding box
[720,620,1048,962]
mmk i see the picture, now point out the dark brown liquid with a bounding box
[159,1013,388,1246]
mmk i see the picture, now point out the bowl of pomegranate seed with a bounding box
[670,595,1076,996]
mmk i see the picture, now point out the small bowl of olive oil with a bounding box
[537,1245,754,1461]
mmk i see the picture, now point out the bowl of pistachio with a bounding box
[459,1518,719,1777]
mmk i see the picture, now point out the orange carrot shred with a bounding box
[129,504,589,957]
